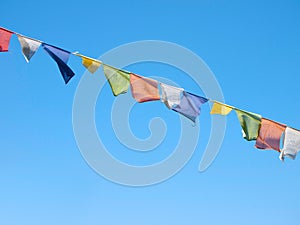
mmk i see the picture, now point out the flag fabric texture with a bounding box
[172,91,208,123]
[103,64,130,96]
[160,83,183,109]
[17,35,41,62]
[235,109,262,141]
[255,118,286,152]
[210,101,233,115]
[76,53,101,73]
[42,43,75,84]
[130,73,160,103]
[0,28,13,52]
[280,127,300,161]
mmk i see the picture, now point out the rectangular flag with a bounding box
[160,83,183,109]
[0,28,13,52]
[103,64,130,96]
[172,91,208,123]
[17,35,41,62]
[130,73,160,103]
[42,43,75,84]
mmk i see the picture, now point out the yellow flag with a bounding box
[75,53,101,73]
[210,101,233,115]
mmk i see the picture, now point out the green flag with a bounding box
[235,109,262,141]
[103,64,130,96]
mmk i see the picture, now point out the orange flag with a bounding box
[130,73,160,103]
[255,118,286,152]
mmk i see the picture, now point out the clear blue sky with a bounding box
[1,0,300,224]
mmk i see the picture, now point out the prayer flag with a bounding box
[280,127,300,161]
[210,101,233,115]
[0,28,13,52]
[103,64,130,96]
[17,35,41,62]
[255,118,286,152]
[172,91,208,123]
[235,109,262,141]
[160,83,183,109]
[130,73,160,103]
[42,43,75,84]
[76,53,101,73]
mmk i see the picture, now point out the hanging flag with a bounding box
[17,35,41,62]
[235,109,262,141]
[160,83,183,109]
[75,53,101,73]
[172,91,208,123]
[130,73,160,103]
[42,43,75,84]
[210,101,233,115]
[0,28,13,52]
[255,118,286,152]
[103,64,130,96]
[280,127,300,161]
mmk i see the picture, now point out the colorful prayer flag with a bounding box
[17,35,41,62]
[130,73,160,103]
[172,91,208,123]
[235,109,262,141]
[76,53,101,73]
[42,43,75,84]
[280,127,300,161]
[210,101,233,115]
[103,64,130,96]
[160,83,183,109]
[0,28,13,52]
[255,118,286,152]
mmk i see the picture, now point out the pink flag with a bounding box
[255,118,286,152]
[130,73,160,103]
[0,28,13,52]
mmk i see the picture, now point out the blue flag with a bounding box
[172,91,208,122]
[42,43,75,84]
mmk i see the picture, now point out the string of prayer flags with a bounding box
[0,28,13,52]
[160,83,183,109]
[130,73,160,103]
[75,53,101,74]
[210,101,233,116]
[235,109,262,141]
[103,64,130,96]
[280,127,300,161]
[172,91,208,123]
[42,43,75,84]
[255,118,286,152]
[17,35,41,62]
[2,26,300,162]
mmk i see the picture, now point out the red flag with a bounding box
[130,73,160,103]
[255,118,286,152]
[0,28,13,52]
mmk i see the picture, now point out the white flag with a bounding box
[160,83,183,109]
[280,127,300,161]
[17,35,41,62]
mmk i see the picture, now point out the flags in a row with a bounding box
[1,27,300,161]
[210,101,300,161]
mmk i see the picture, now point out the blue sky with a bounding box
[1,0,300,224]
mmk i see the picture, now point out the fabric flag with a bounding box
[235,109,262,141]
[280,127,300,161]
[210,101,233,115]
[0,28,13,52]
[160,83,183,109]
[103,64,130,96]
[172,91,208,123]
[255,118,286,152]
[42,43,75,84]
[17,35,41,62]
[76,53,101,73]
[130,73,160,103]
